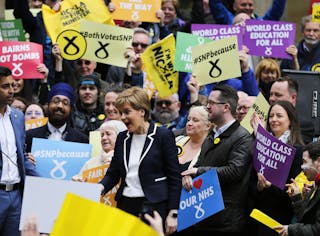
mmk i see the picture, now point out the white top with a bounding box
[123,134,147,197]
[0,106,20,184]
[47,122,66,141]
[213,119,236,139]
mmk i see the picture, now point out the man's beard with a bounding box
[305,38,320,47]
[48,109,69,127]
[154,110,178,124]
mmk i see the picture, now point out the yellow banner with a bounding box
[141,34,178,98]
[51,193,159,236]
[82,164,119,207]
[111,0,161,22]
[25,117,48,131]
[80,20,134,67]
[250,209,281,232]
[312,3,320,22]
[240,92,269,134]
[42,0,114,43]
[192,36,241,86]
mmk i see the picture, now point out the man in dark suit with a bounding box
[26,82,88,153]
[0,66,38,236]
[182,85,253,236]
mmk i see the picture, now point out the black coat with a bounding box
[194,121,253,233]
[288,185,320,236]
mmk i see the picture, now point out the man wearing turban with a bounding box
[25,82,89,152]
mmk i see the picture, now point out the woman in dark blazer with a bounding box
[100,87,181,234]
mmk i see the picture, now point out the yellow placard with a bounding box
[111,0,161,23]
[250,209,282,232]
[240,92,269,134]
[82,164,119,207]
[51,193,159,236]
[25,117,48,131]
[141,34,179,98]
[42,0,114,43]
[80,20,134,67]
[89,131,102,158]
[312,3,320,22]
[192,36,241,86]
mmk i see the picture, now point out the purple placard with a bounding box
[191,24,243,50]
[253,125,296,189]
[243,20,296,59]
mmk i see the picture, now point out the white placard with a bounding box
[20,176,102,233]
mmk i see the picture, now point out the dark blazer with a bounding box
[25,123,89,153]
[288,185,320,236]
[100,122,181,210]
[194,121,253,233]
[0,108,38,191]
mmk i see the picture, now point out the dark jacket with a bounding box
[71,102,105,136]
[288,185,320,236]
[100,123,182,210]
[194,121,253,233]
[281,40,320,71]
[25,123,89,153]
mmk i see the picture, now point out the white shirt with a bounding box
[123,134,147,197]
[0,106,20,184]
[213,119,236,139]
[47,122,66,141]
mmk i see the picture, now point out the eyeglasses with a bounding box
[156,100,175,107]
[132,42,149,49]
[25,111,42,116]
[236,105,251,112]
[51,97,70,106]
[76,60,91,66]
[207,100,226,106]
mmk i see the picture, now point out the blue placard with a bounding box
[177,169,224,232]
[31,138,92,180]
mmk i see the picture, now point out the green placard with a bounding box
[174,32,212,72]
[0,19,26,41]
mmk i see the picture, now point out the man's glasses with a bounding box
[132,42,149,49]
[236,105,251,112]
[156,100,175,107]
[207,100,226,106]
[51,97,70,106]
[76,60,91,66]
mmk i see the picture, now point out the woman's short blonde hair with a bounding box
[189,106,211,126]
[162,0,179,11]
[255,58,280,83]
[115,87,151,121]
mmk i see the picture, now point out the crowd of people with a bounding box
[1,0,320,235]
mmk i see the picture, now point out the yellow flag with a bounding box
[42,0,114,43]
[312,3,320,22]
[250,209,282,232]
[141,34,178,98]
[51,193,159,236]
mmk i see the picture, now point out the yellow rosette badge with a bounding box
[176,144,184,158]
[213,137,220,145]
[98,114,106,121]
